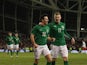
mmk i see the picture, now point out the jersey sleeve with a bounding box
[31,26,37,35]
[48,23,52,37]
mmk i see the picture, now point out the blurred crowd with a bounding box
[0,31,33,52]
[0,31,87,52]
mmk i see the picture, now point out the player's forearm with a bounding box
[48,37,56,42]
[64,29,72,39]
[47,37,52,41]
[30,34,38,48]
[71,37,75,44]
[30,34,36,45]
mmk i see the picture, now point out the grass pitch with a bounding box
[0,52,87,65]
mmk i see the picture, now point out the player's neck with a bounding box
[39,22,46,26]
[55,21,60,24]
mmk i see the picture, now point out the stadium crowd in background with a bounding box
[0,32,87,53]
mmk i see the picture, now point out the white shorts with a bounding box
[14,44,19,49]
[7,44,14,49]
[34,45,50,59]
[51,45,68,58]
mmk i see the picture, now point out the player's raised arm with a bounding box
[64,24,75,44]
[64,29,75,44]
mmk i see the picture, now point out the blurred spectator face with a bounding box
[15,33,18,37]
[8,32,12,36]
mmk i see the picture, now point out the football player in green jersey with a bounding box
[48,12,75,65]
[30,14,52,65]
[6,32,14,57]
[13,32,20,57]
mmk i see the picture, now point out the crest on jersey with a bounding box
[46,29,49,33]
[53,25,57,28]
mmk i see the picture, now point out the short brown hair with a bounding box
[39,14,48,22]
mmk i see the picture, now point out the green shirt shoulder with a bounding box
[48,22,65,27]
[31,25,39,35]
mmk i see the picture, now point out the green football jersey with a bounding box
[31,25,50,45]
[48,22,72,46]
[13,36,20,45]
[5,36,14,45]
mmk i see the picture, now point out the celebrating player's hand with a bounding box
[51,38,56,42]
[71,37,75,44]
[47,37,56,42]
[33,43,39,48]
[39,22,42,25]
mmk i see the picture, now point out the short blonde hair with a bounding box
[54,11,61,16]
[54,11,61,18]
